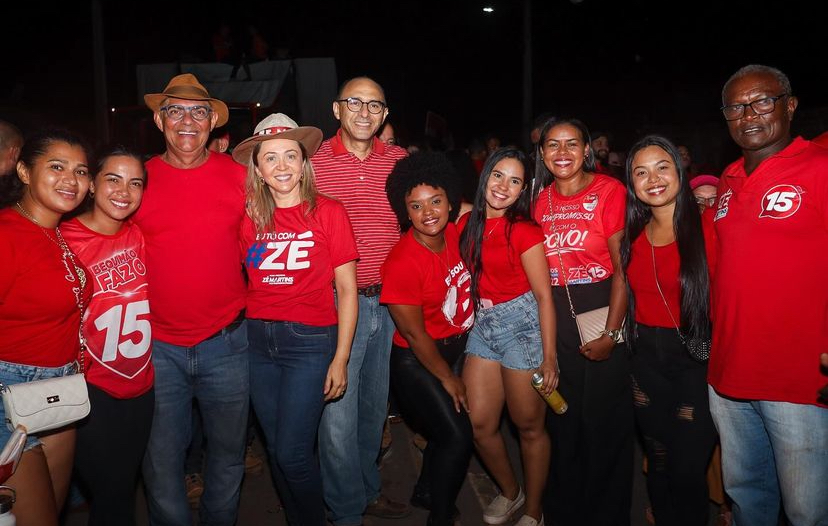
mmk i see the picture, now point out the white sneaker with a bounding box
[514,514,545,526]
[483,487,525,524]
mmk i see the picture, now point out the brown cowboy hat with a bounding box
[144,73,229,127]
[232,113,323,165]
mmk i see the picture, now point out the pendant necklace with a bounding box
[15,201,88,300]
[416,235,452,276]
[483,217,502,240]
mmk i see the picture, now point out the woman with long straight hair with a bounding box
[233,113,358,526]
[621,135,717,526]
[532,118,633,526]
[0,129,91,525]
[459,147,557,526]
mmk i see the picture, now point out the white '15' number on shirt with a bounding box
[261,240,314,270]
[764,191,797,212]
[94,300,151,362]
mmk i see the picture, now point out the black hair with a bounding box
[1,128,89,208]
[620,135,710,345]
[95,144,147,181]
[533,117,596,200]
[385,151,461,232]
[459,147,533,312]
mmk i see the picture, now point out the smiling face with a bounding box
[91,155,146,224]
[154,97,218,158]
[592,135,609,162]
[333,78,388,145]
[17,140,89,225]
[631,145,680,210]
[723,71,797,161]
[541,123,590,181]
[484,157,525,217]
[254,138,305,205]
[406,184,451,245]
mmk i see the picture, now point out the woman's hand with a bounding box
[323,357,348,401]
[441,374,470,413]
[580,334,615,361]
[536,358,560,395]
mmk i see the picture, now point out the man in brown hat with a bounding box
[135,73,250,526]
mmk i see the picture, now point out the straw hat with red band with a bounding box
[144,73,229,127]
[232,113,323,165]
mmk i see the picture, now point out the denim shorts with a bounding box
[465,290,543,370]
[0,359,79,451]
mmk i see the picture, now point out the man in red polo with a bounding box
[314,77,409,524]
[709,64,828,526]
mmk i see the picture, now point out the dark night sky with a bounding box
[2,0,826,171]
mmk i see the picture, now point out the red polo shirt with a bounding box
[709,137,828,407]
[312,130,407,288]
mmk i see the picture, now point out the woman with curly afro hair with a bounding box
[380,151,475,526]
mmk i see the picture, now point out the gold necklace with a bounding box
[483,217,502,240]
[415,235,452,275]
[15,201,88,299]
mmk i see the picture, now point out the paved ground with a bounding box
[61,417,719,525]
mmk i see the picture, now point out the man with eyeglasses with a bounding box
[708,64,828,526]
[313,77,410,524]
[136,73,250,526]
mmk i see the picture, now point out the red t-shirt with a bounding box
[380,223,474,347]
[533,174,625,286]
[62,218,154,398]
[626,219,716,328]
[710,137,828,406]
[457,215,544,306]
[0,208,92,367]
[313,131,407,288]
[133,153,247,346]
[242,196,359,326]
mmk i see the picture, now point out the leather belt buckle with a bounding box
[358,283,382,297]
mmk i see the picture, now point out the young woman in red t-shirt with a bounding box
[532,118,633,525]
[381,152,474,526]
[621,135,717,526]
[0,129,91,524]
[232,113,358,525]
[61,146,154,526]
[459,147,557,526]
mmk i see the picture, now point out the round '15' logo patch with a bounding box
[759,184,802,219]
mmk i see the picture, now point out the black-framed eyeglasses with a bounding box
[336,97,387,114]
[160,104,213,121]
[720,93,788,121]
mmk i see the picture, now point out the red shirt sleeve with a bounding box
[602,181,626,238]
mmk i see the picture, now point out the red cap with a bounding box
[690,175,719,190]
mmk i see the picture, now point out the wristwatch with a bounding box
[601,328,623,344]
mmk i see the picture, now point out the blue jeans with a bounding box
[142,322,250,526]
[248,319,336,526]
[465,290,543,370]
[319,295,393,526]
[709,386,828,526]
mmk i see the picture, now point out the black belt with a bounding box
[358,283,382,297]
[435,332,467,346]
[208,309,246,340]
